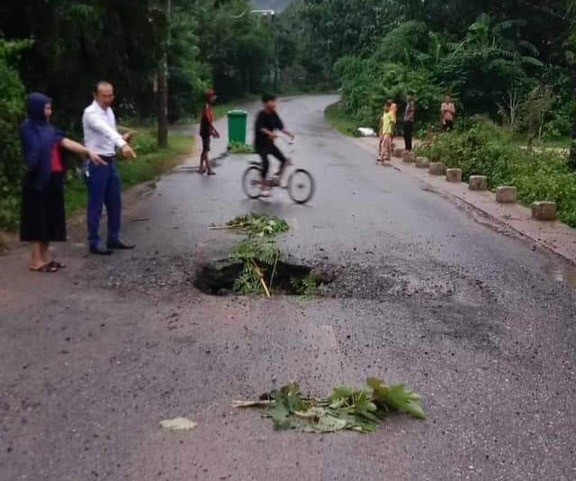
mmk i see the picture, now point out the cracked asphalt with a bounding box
[1,95,576,481]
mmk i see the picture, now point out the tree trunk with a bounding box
[157,64,168,148]
[156,0,170,149]
[569,114,576,171]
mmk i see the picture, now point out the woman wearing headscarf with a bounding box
[20,92,103,272]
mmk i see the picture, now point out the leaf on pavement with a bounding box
[368,378,427,420]
[305,414,348,433]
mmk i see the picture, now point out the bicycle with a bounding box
[241,140,315,204]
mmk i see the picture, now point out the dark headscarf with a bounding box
[26,92,51,125]
[21,93,65,191]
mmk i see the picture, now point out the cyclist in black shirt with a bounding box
[254,94,294,192]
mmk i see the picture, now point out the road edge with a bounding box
[351,136,576,267]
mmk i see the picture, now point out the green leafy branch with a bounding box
[233,378,426,434]
[231,238,281,297]
[225,214,289,238]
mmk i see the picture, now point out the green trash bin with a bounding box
[227,109,248,146]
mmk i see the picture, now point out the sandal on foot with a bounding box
[49,261,66,269]
[207,170,216,176]
[30,263,59,273]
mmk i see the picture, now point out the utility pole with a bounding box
[157,0,170,148]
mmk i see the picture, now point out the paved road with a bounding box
[1,95,576,481]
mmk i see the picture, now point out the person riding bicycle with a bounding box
[254,94,295,193]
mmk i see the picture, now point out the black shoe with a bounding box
[107,241,135,250]
[90,246,113,256]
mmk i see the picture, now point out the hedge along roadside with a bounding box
[0,40,29,231]
[417,119,576,228]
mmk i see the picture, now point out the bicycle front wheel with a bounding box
[242,166,263,199]
[288,169,315,204]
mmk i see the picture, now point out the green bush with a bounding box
[0,40,29,230]
[418,119,576,227]
[131,130,159,156]
[334,56,444,130]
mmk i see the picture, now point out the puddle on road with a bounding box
[544,262,576,289]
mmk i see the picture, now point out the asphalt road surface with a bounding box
[1,95,576,481]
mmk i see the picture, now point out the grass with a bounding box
[325,102,358,136]
[65,135,194,217]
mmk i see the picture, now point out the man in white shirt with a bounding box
[83,81,137,255]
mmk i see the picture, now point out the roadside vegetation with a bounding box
[324,102,358,137]
[228,142,255,155]
[418,121,576,227]
[285,2,575,141]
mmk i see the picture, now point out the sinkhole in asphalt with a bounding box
[193,259,333,296]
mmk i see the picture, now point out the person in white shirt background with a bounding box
[82,81,137,255]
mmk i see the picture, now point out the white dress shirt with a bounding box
[82,100,126,156]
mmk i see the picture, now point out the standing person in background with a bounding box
[403,91,416,152]
[82,81,137,256]
[378,100,392,162]
[198,89,220,175]
[380,102,397,163]
[390,101,398,153]
[20,93,103,272]
[441,95,456,132]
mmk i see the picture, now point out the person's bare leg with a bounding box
[205,153,215,175]
[199,152,207,173]
[40,242,52,265]
[383,136,392,162]
[29,242,44,269]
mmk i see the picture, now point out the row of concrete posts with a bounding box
[397,150,558,222]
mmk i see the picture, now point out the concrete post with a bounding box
[415,157,430,169]
[469,175,488,191]
[496,186,517,204]
[531,201,557,221]
[428,162,446,175]
[446,169,463,183]
[402,151,416,163]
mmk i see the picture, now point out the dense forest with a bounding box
[280,0,575,137]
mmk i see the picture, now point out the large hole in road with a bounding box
[193,259,335,296]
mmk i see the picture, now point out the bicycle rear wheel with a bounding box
[242,166,263,199]
[288,169,315,204]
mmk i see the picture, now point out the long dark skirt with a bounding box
[20,172,67,243]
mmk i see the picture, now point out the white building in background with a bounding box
[251,9,275,16]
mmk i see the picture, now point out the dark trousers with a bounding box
[443,120,454,132]
[257,144,287,179]
[87,157,122,249]
[403,121,414,151]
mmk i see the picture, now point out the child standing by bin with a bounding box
[199,89,220,175]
